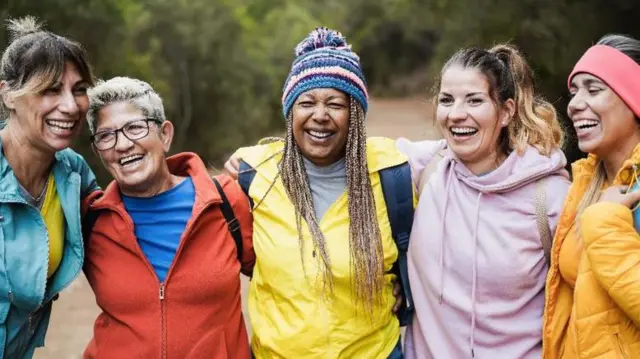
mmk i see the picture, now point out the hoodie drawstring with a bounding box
[438,168,455,304]
[470,192,483,358]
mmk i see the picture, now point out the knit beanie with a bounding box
[281,27,368,117]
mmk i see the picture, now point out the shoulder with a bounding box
[233,141,284,169]
[213,174,248,208]
[55,148,92,173]
[365,137,409,173]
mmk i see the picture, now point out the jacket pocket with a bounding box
[614,333,628,359]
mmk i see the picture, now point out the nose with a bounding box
[567,90,588,118]
[311,104,330,122]
[114,130,134,152]
[58,89,80,116]
[448,100,468,121]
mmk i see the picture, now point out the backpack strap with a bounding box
[379,162,415,326]
[417,150,445,197]
[212,177,243,261]
[238,160,257,208]
[535,178,553,266]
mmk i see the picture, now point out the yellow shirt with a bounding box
[40,173,65,278]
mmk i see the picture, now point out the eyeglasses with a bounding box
[91,118,162,151]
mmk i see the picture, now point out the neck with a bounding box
[0,120,55,195]
[463,149,506,176]
[600,139,640,184]
[121,166,183,198]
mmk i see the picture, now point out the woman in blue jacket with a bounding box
[0,17,98,358]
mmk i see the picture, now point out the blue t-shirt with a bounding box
[122,177,195,282]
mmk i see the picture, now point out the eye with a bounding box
[73,87,88,96]
[125,122,147,135]
[468,97,483,105]
[94,131,115,143]
[328,102,346,109]
[42,86,61,95]
[438,97,453,105]
[298,101,314,108]
[587,87,602,95]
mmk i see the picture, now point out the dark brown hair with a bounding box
[1,16,94,115]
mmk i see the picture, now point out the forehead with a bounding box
[440,66,490,94]
[298,88,348,100]
[570,73,607,87]
[95,101,144,130]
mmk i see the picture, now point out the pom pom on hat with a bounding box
[294,27,351,57]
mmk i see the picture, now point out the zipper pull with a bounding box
[159,284,165,300]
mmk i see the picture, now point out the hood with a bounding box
[446,145,569,194]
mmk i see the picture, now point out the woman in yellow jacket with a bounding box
[543,34,640,358]
[231,28,407,358]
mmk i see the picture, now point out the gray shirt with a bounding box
[303,157,347,220]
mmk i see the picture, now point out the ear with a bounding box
[500,98,516,128]
[158,120,174,153]
[1,82,16,111]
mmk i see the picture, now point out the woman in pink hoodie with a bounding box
[399,45,570,358]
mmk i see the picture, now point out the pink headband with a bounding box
[568,44,640,117]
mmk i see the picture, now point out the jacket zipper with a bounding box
[615,333,628,359]
[160,283,166,359]
[106,200,215,359]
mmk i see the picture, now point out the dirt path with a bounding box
[34,97,438,358]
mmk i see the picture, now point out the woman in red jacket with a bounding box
[82,76,255,358]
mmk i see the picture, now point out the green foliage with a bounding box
[2,0,640,183]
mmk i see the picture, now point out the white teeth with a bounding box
[308,131,332,138]
[119,154,144,166]
[450,127,478,135]
[574,120,599,129]
[46,120,75,129]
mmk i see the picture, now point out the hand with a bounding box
[223,155,240,180]
[599,185,640,208]
[392,280,403,314]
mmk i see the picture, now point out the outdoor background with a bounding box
[1,0,639,357]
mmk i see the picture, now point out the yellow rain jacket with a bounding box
[235,137,406,359]
[543,145,640,358]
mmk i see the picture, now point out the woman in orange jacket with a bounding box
[82,77,255,358]
[543,34,640,358]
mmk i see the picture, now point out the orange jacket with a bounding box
[543,146,640,358]
[83,152,255,359]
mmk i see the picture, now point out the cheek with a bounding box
[472,106,499,130]
[76,96,90,114]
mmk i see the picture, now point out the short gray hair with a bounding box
[86,76,165,133]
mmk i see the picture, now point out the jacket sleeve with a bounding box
[395,138,447,188]
[581,202,640,326]
[221,176,256,277]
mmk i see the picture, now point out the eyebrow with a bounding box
[96,118,147,132]
[571,77,605,88]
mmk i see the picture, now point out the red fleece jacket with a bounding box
[83,152,254,359]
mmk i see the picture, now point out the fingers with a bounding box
[392,280,402,313]
[223,156,241,180]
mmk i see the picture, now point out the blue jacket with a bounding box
[0,140,98,359]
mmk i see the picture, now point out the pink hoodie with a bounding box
[396,139,570,359]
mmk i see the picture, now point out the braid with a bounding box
[345,97,385,311]
[280,112,334,295]
[257,99,385,311]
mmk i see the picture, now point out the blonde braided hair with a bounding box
[252,97,385,311]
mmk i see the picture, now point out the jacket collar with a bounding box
[91,152,221,210]
[572,143,640,185]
